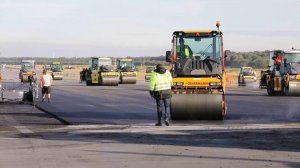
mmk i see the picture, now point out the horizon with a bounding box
[0,0,299,57]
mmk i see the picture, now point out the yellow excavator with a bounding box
[260,49,300,96]
[85,57,119,86]
[165,21,230,120]
[116,58,137,84]
[19,60,36,83]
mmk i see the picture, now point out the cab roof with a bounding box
[173,30,222,36]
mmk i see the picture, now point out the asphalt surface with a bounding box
[1,66,300,168]
[32,79,300,125]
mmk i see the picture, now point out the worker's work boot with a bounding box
[155,123,162,126]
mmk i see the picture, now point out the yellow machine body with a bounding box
[85,57,120,86]
[117,58,137,84]
[19,60,36,83]
[50,62,63,80]
[165,25,229,120]
[263,49,300,96]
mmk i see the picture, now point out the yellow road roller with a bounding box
[238,67,257,86]
[165,22,230,120]
[19,60,36,83]
[261,49,300,96]
[50,61,64,80]
[117,58,137,84]
[85,57,119,86]
[145,66,155,81]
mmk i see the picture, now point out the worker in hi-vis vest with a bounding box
[149,64,172,126]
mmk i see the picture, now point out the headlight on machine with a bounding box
[209,82,222,86]
[172,82,183,86]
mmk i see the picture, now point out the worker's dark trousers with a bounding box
[156,98,171,124]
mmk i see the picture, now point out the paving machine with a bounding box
[238,67,257,86]
[85,57,119,86]
[165,22,230,120]
[145,66,155,81]
[50,61,63,80]
[19,60,36,83]
[116,58,137,84]
[260,49,300,96]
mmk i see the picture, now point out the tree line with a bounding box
[0,51,270,69]
[229,51,269,68]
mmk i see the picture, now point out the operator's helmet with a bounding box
[179,37,184,44]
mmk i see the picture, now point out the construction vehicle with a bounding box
[50,61,63,80]
[85,57,119,86]
[260,49,300,96]
[116,58,137,84]
[145,66,155,81]
[0,80,38,103]
[43,64,52,74]
[0,66,2,80]
[165,21,230,120]
[238,67,257,85]
[19,60,36,83]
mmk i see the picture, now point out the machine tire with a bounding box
[282,85,289,96]
[267,86,275,96]
[86,80,91,86]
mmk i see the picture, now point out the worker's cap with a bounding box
[156,64,164,69]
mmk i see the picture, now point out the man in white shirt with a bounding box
[40,69,53,102]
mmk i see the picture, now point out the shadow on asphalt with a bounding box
[15,127,300,154]
[84,150,300,168]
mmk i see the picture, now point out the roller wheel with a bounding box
[170,93,223,120]
[86,80,91,86]
[282,85,289,96]
[267,86,275,96]
[287,82,300,96]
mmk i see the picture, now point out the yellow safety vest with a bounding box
[176,45,190,58]
[149,70,172,91]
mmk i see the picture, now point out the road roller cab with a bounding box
[165,21,230,120]
[262,49,300,96]
[50,62,64,80]
[116,58,137,84]
[238,67,257,86]
[85,57,119,86]
[19,60,36,83]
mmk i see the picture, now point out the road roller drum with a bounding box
[101,77,119,86]
[170,93,224,120]
[120,76,136,84]
[287,82,300,96]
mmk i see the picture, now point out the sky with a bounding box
[0,0,299,57]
